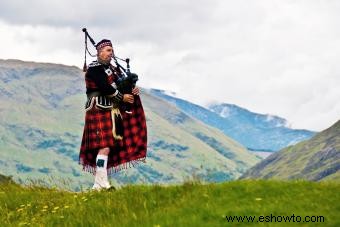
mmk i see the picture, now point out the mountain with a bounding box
[0,59,259,190]
[149,89,315,152]
[208,103,315,151]
[241,120,340,181]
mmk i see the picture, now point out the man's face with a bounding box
[98,46,114,63]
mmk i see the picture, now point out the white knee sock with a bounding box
[92,154,111,189]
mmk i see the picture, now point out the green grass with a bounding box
[0,180,339,226]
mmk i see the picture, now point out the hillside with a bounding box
[0,180,339,226]
[241,120,340,181]
[150,89,315,152]
[0,59,259,190]
[0,173,12,183]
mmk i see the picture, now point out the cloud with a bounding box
[0,20,81,65]
[0,0,339,131]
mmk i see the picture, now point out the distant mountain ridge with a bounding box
[0,59,259,190]
[241,120,340,181]
[150,89,315,152]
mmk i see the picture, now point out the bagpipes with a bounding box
[82,28,139,100]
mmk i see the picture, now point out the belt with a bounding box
[87,91,102,99]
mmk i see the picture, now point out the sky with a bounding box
[0,0,339,131]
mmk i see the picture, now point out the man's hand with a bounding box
[132,87,140,96]
[123,94,134,103]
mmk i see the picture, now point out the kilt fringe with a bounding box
[80,157,147,176]
[110,157,147,175]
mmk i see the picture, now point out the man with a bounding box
[79,39,147,190]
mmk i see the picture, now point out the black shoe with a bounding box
[105,185,116,191]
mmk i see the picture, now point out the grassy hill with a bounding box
[0,180,339,226]
[241,120,340,181]
[0,59,259,190]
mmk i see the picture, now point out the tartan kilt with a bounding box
[79,96,147,175]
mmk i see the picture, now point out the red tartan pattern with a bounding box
[79,96,147,175]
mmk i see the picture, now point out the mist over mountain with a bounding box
[150,89,315,152]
